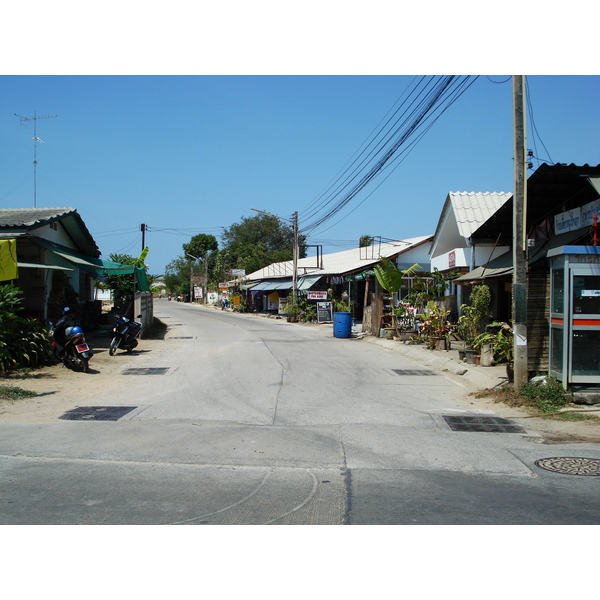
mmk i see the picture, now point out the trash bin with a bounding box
[333,312,352,338]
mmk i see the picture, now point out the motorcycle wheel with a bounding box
[109,337,120,356]
[79,357,90,373]
[127,339,139,353]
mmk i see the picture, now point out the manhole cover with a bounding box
[534,457,600,476]
[392,369,437,376]
[443,415,526,433]
[59,406,136,421]
[167,336,194,339]
[122,367,170,375]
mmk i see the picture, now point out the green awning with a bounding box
[35,238,135,274]
[298,275,321,290]
[34,237,150,292]
[17,262,73,271]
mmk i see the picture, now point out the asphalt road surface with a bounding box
[1,301,599,525]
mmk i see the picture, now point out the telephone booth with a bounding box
[548,246,600,389]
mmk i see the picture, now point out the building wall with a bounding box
[527,267,550,373]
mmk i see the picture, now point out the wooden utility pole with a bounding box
[512,75,528,389]
[292,211,299,301]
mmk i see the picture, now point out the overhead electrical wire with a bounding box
[309,76,479,238]
[525,76,555,167]
[299,75,479,236]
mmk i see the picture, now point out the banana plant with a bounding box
[373,257,422,294]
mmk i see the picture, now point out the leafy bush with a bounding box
[521,376,568,413]
[0,284,53,373]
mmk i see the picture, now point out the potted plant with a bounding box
[418,301,453,350]
[473,321,514,379]
[455,284,492,362]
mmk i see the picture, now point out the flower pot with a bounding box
[461,349,478,364]
[474,354,481,365]
[433,338,449,351]
[506,362,514,382]
[480,343,494,367]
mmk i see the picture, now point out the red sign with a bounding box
[308,291,328,300]
[448,251,456,268]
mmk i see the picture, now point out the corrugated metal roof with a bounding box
[246,235,432,281]
[449,192,512,238]
[0,207,100,257]
[0,207,76,228]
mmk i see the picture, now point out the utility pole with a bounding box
[204,251,209,305]
[141,224,146,253]
[14,111,58,208]
[512,76,528,389]
[292,211,299,301]
[186,253,199,303]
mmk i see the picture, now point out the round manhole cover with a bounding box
[534,457,600,476]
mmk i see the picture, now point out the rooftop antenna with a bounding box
[14,111,58,208]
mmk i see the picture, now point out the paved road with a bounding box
[1,301,599,524]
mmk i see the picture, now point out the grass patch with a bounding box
[472,379,600,422]
[0,386,38,401]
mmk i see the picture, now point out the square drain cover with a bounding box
[59,406,136,421]
[122,367,170,375]
[393,369,436,376]
[443,415,526,433]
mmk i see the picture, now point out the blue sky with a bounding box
[1,7,598,276]
[2,75,598,275]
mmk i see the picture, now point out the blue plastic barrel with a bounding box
[333,312,352,338]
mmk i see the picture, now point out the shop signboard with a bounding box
[317,301,333,323]
[308,291,328,300]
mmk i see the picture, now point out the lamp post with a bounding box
[251,208,299,300]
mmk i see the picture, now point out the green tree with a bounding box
[359,235,374,247]
[183,234,219,261]
[221,213,306,275]
[163,257,190,297]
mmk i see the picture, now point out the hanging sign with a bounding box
[308,291,328,300]
[554,208,581,234]
[317,301,333,323]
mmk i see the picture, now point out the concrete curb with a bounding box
[362,335,510,392]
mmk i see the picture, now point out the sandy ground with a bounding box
[1,323,600,444]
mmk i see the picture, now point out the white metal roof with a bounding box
[449,192,512,238]
[246,235,433,281]
[430,192,512,258]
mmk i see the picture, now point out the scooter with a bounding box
[109,313,143,356]
[50,309,93,373]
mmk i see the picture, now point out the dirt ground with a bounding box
[2,325,600,445]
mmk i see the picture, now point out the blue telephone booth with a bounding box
[548,245,600,389]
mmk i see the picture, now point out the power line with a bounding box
[300,76,478,234]
[525,76,555,167]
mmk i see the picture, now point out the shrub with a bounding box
[521,376,568,413]
[0,284,53,373]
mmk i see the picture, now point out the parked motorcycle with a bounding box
[50,308,93,373]
[109,313,143,356]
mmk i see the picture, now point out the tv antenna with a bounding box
[14,111,58,207]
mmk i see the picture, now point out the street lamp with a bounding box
[251,208,299,299]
